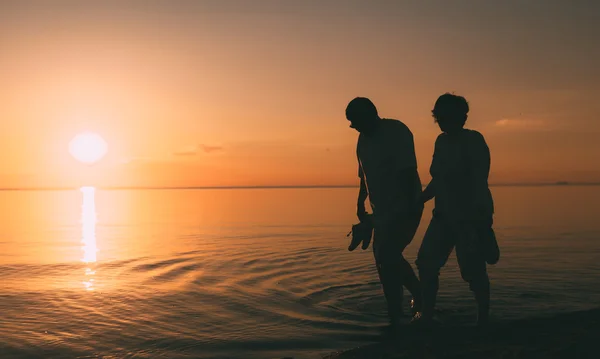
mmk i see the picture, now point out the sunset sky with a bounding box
[1,0,599,188]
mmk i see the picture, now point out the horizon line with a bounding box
[1,182,599,191]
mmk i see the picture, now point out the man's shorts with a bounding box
[371,208,423,265]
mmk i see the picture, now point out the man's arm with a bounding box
[357,152,370,221]
[391,125,423,213]
[395,167,422,212]
[357,174,368,221]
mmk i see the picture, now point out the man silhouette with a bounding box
[346,97,424,327]
[413,93,496,327]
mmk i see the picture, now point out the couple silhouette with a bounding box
[346,94,500,329]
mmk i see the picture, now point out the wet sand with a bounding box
[323,308,599,359]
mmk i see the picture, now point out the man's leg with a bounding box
[376,256,421,319]
[373,210,425,325]
[375,264,404,325]
[415,216,454,321]
[398,256,422,313]
[398,212,424,313]
[455,224,490,326]
[373,227,405,325]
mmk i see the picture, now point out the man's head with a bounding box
[432,93,469,133]
[345,97,380,134]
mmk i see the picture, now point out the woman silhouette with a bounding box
[414,93,498,326]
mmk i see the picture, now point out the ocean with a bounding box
[1,186,599,359]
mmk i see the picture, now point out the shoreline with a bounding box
[1,182,600,192]
[323,308,599,359]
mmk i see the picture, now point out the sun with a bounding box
[69,132,108,164]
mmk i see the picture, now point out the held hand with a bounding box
[357,208,369,223]
[420,192,432,204]
[408,193,425,215]
[409,200,424,218]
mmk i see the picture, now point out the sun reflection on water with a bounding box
[80,186,97,290]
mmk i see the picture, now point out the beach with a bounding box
[324,308,599,359]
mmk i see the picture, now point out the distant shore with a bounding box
[323,308,599,359]
[1,182,600,191]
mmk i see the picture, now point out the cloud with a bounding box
[173,147,198,156]
[198,144,223,153]
[494,118,547,130]
[173,144,223,156]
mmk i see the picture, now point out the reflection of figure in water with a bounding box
[413,93,497,326]
[346,97,424,327]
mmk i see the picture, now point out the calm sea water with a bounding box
[1,186,599,359]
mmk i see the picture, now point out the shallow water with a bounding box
[1,186,599,358]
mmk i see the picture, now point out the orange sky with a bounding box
[1,1,599,188]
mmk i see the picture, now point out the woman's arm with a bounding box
[469,132,493,219]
